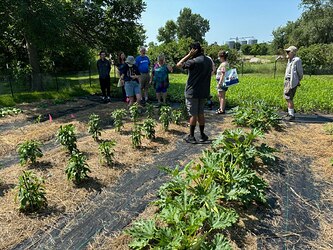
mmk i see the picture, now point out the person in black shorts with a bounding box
[176,42,213,143]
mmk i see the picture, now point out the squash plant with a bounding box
[16,170,47,212]
[111,109,127,132]
[98,140,116,166]
[88,113,101,141]
[56,124,78,153]
[232,101,281,132]
[159,106,172,131]
[65,151,91,183]
[142,119,156,140]
[17,140,43,166]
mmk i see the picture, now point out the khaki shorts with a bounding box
[186,98,206,116]
[284,80,298,100]
[139,73,150,89]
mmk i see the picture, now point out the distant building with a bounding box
[226,40,235,49]
[240,40,247,45]
[248,39,258,45]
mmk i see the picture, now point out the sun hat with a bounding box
[284,46,298,53]
[125,56,135,65]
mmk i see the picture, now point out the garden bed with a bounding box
[0,96,332,249]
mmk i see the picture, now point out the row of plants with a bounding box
[12,104,186,213]
[126,128,277,249]
[323,123,333,166]
[0,107,22,117]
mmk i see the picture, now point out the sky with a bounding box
[140,0,303,45]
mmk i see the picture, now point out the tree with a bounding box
[157,20,177,43]
[0,0,146,90]
[177,8,210,43]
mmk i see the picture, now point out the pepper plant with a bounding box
[145,103,155,118]
[159,105,172,131]
[15,170,47,212]
[17,140,43,166]
[98,140,116,166]
[142,118,156,140]
[172,109,183,125]
[129,103,140,123]
[56,124,78,153]
[88,113,102,141]
[65,151,91,183]
[111,109,127,132]
[131,124,143,148]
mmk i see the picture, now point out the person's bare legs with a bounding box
[218,90,226,111]
[156,92,161,103]
[162,92,167,103]
[128,96,135,106]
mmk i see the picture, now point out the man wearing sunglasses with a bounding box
[283,46,303,121]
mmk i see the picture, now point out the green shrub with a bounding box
[65,151,91,183]
[16,170,47,212]
[56,124,78,153]
[98,140,116,166]
[17,140,43,166]
[142,119,156,140]
[111,109,127,132]
[88,113,102,141]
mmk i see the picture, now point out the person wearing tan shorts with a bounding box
[135,47,151,103]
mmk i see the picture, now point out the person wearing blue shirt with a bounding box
[135,47,151,103]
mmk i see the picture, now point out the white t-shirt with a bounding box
[216,61,229,81]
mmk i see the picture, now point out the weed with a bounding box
[323,123,333,135]
[15,170,47,212]
[34,114,42,124]
[17,140,43,166]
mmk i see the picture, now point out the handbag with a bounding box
[117,78,123,87]
[223,68,239,87]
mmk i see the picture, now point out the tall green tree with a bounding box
[177,8,210,43]
[0,0,146,90]
[157,20,178,43]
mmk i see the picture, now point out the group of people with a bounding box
[97,42,303,144]
[97,47,173,106]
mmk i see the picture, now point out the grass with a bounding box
[1,70,333,113]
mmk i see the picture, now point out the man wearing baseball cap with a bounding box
[283,45,303,121]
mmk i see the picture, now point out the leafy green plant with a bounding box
[88,113,102,141]
[15,170,47,212]
[17,140,43,166]
[232,101,281,132]
[142,119,156,140]
[172,109,183,125]
[159,105,172,131]
[131,125,143,148]
[111,109,127,132]
[56,124,78,153]
[98,140,116,166]
[65,151,91,183]
[331,158,333,166]
[129,103,140,123]
[145,103,155,118]
[0,107,22,117]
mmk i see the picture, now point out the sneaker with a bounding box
[107,96,111,102]
[184,134,197,144]
[199,133,209,142]
[285,114,295,121]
